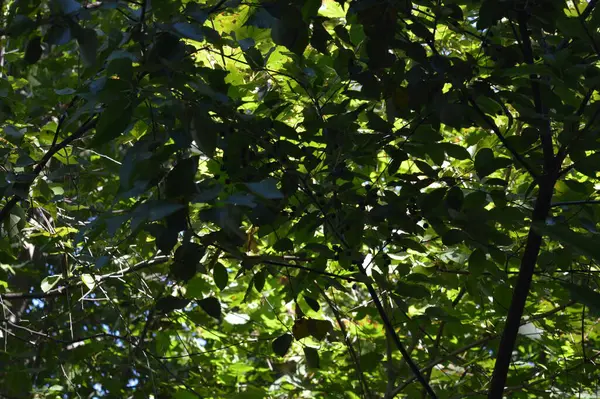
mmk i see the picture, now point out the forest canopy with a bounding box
[1,0,600,398]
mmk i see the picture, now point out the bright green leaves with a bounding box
[272,333,293,357]
[41,275,62,293]
[6,0,600,397]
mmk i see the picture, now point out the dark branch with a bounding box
[468,96,539,181]
[0,117,98,222]
[551,199,600,207]
[517,12,554,169]
[1,256,169,301]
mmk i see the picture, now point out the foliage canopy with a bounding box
[2,0,600,398]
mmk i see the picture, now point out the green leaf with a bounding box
[92,102,133,146]
[156,296,190,313]
[81,274,95,290]
[534,223,600,262]
[253,269,266,292]
[76,28,98,67]
[24,36,42,64]
[302,0,321,21]
[445,186,464,211]
[165,157,199,198]
[135,201,186,224]
[243,47,264,71]
[41,275,62,293]
[477,0,502,29]
[245,179,284,199]
[563,283,600,316]
[468,249,494,276]
[273,237,293,252]
[172,242,205,281]
[55,0,81,15]
[574,152,600,177]
[304,346,320,369]
[272,16,309,55]
[304,295,320,311]
[396,281,430,299]
[172,22,204,42]
[272,333,293,357]
[441,143,471,160]
[197,296,221,319]
[474,148,496,178]
[442,229,465,246]
[213,262,228,290]
[359,352,383,372]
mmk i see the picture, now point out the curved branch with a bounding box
[0,117,98,222]
[1,256,169,301]
[387,300,575,398]
[468,96,539,181]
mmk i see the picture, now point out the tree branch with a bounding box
[557,0,599,50]
[1,256,169,301]
[320,286,373,399]
[298,180,438,398]
[551,199,600,207]
[468,96,539,181]
[387,300,575,398]
[487,178,557,398]
[0,117,98,222]
[517,12,554,168]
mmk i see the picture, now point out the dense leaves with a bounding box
[1,0,600,398]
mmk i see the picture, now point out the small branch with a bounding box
[468,97,539,181]
[319,287,373,399]
[516,12,554,168]
[557,0,599,50]
[297,179,438,398]
[218,250,363,283]
[0,117,98,222]
[505,350,600,394]
[422,289,466,395]
[1,256,169,301]
[551,199,600,207]
[207,0,228,14]
[387,300,575,398]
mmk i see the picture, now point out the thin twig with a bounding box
[0,256,169,300]
[0,117,98,222]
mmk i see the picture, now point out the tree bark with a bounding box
[488,176,555,398]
